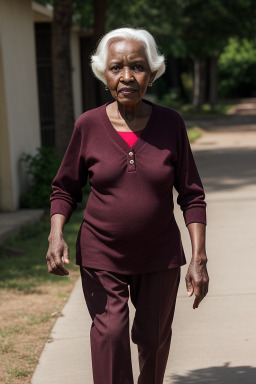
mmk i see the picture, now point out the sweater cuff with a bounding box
[184,206,207,226]
[50,200,74,222]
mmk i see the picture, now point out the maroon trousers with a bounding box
[80,266,180,384]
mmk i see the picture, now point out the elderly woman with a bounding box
[47,27,209,384]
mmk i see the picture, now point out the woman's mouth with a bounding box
[119,88,137,95]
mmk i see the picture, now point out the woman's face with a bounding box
[105,39,156,106]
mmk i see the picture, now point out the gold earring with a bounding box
[148,82,153,87]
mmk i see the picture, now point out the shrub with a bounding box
[218,38,256,98]
[20,147,61,208]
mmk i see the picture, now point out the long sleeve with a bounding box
[173,115,207,226]
[50,122,88,222]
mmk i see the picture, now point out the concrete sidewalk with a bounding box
[32,122,256,383]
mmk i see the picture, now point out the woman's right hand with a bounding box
[46,233,70,276]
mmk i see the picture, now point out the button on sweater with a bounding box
[50,99,207,274]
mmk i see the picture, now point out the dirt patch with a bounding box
[0,270,80,384]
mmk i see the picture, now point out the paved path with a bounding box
[32,100,256,384]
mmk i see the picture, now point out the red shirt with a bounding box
[50,99,206,274]
[117,129,143,148]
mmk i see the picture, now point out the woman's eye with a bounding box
[133,64,143,70]
[110,66,120,71]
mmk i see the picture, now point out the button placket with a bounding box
[127,150,136,172]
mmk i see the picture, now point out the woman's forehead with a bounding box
[107,39,147,60]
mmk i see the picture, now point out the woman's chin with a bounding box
[116,93,143,105]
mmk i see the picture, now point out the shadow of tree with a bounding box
[193,147,256,193]
[189,114,256,132]
[166,363,256,384]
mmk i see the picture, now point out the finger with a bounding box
[47,254,57,273]
[47,259,63,276]
[193,285,203,309]
[48,252,66,276]
[53,252,69,275]
[193,295,201,309]
[53,256,69,276]
[49,259,65,276]
[62,243,70,264]
[185,277,194,297]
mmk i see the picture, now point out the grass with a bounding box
[26,313,52,325]
[0,326,24,338]
[0,197,88,383]
[0,341,14,354]
[147,93,234,119]
[187,127,201,143]
[7,368,31,378]
[0,208,84,293]
[176,102,233,119]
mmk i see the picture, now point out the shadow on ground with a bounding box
[193,147,256,193]
[190,114,256,132]
[167,363,256,384]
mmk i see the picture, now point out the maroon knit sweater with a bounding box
[50,99,206,274]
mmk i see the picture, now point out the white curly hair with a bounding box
[91,27,166,85]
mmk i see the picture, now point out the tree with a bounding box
[179,0,256,107]
[35,0,107,153]
[52,0,74,156]
[218,38,256,98]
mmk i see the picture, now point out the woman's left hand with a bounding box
[185,255,209,309]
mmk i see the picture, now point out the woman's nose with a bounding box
[121,67,133,82]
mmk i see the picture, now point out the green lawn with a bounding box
[0,209,84,292]
[187,127,201,143]
[176,102,233,119]
[146,94,233,119]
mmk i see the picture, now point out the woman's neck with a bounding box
[115,100,150,122]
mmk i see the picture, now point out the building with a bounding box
[0,0,94,212]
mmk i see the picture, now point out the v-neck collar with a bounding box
[100,98,156,153]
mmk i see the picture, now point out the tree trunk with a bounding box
[80,36,98,111]
[52,0,74,156]
[93,0,107,45]
[193,58,207,108]
[209,56,218,106]
[92,0,107,106]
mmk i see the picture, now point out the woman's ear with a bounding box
[150,70,157,83]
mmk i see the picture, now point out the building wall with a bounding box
[0,0,41,211]
[0,41,13,210]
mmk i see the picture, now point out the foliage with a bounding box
[20,147,61,209]
[106,0,185,57]
[73,0,94,29]
[33,0,256,102]
[218,38,256,98]
[20,146,91,209]
[179,0,256,58]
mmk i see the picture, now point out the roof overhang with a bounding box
[32,1,53,22]
[31,1,92,36]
